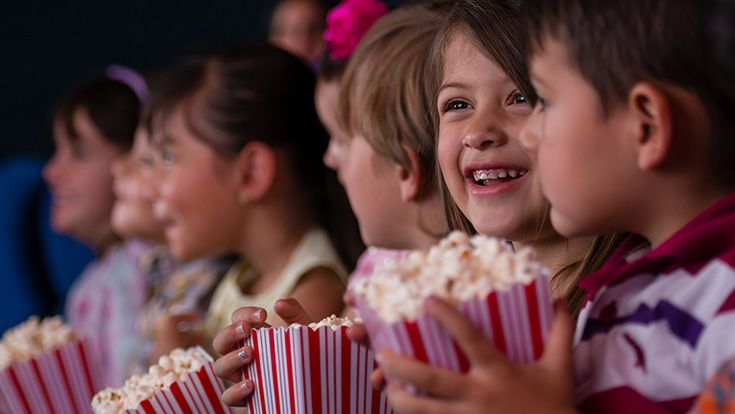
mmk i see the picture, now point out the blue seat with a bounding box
[0,156,93,332]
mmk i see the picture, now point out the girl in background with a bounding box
[43,73,147,387]
[147,45,348,342]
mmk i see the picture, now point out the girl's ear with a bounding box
[398,145,424,202]
[233,141,277,203]
[627,82,673,171]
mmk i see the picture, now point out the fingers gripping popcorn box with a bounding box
[0,316,101,414]
[351,231,554,387]
[92,347,231,414]
[242,315,393,414]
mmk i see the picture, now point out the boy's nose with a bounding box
[520,115,540,156]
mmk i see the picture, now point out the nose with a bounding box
[323,138,338,171]
[42,155,61,187]
[520,109,541,156]
[461,109,508,150]
[110,154,129,179]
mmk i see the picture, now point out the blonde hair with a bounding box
[338,4,444,198]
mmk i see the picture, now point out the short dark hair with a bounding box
[55,77,140,150]
[523,0,735,186]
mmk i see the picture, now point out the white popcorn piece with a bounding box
[352,231,546,323]
[0,316,77,371]
[91,347,210,414]
[307,314,356,330]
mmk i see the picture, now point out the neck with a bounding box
[513,234,593,276]
[88,227,119,257]
[398,193,447,251]
[236,199,315,284]
[637,184,729,248]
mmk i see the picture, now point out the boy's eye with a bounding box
[443,99,470,113]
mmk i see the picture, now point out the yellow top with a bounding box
[205,228,347,339]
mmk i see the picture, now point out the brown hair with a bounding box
[54,77,140,151]
[426,0,534,235]
[147,44,363,268]
[428,0,621,316]
[337,3,444,199]
[523,0,735,187]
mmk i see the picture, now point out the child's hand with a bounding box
[379,298,578,414]
[212,307,268,406]
[212,299,315,406]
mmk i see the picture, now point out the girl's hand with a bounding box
[212,299,314,406]
[379,298,578,414]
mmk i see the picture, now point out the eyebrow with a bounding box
[438,82,469,94]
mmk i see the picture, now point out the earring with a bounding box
[237,192,250,207]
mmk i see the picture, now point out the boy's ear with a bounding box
[233,141,277,203]
[398,145,424,202]
[628,82,673,171]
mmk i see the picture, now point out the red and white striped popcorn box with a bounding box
[0,337,101,414]
[122,350,232,414]
[242,325,393,414]
[353,273,553,385]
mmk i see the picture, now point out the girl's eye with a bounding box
[443,99,470,113]
[161,151,176,166]
[139,155,155,169]
[509,92,528,106]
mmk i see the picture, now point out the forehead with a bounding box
[529,36,570,80]
[441,32,512,87]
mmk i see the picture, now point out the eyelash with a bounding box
[442,99,470,113]
[508,91,528,106]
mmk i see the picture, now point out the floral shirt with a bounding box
[65,240,149,388]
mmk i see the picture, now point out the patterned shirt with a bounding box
[65,240,149,388]
[573,192,735,413]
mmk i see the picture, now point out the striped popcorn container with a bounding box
[353,273,553,386]
[0,337,101,414]
[122,351,231,414]
[242,325,393,414]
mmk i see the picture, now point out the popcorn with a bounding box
[91,347,210,414]
[0,316,77,371]
[289,314,359,331]
[351,231,545,323]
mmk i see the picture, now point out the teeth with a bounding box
[472,168,528,181]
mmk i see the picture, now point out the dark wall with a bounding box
[1,0,278,162]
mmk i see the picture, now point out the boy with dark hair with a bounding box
[520,0,735,412]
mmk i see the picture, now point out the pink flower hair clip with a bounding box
[323,0,388,60]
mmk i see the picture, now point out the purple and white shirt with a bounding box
[574,192,735,413]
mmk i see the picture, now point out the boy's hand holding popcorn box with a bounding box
[350,231,554,390]
[0,316,101,414]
